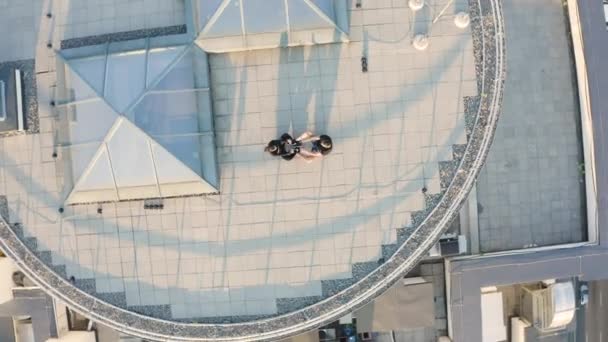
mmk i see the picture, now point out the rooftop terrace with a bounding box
[0,0,505,340]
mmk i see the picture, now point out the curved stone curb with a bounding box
[0,0,505,340]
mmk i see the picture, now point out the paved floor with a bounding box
[0,0,478,321]
[0,0,45,63]
[476,0,586,253]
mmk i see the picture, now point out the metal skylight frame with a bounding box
[64,117,217,204]
[197,0,349,51]
[54,42,220,204]
[56,41,197,115]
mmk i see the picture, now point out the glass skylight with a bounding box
[55,38,219,204]
[196,0,349,52]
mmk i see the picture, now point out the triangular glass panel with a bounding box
[65,55,106,101]
[146,45,209,91]
[103,45,188,113]
[129,89,201,137]
[65,137,118,205]
[57,59,100,104]
[146,45,187,88]
[66,141,105,193]
[73,145,115,192]
[104,49,147,113]
[151,140,216,193]
[201,0,244,38]
[128,45,213,171]
[105,118,158,192]
[153,134,204,176]
[242,0,287,34]
[198,0,227,29]
[309,0,335,19]
[59,57,121,199]
[128,45,210,129]
[129,75,213,179]
[66,99,119,144]
[62,100,118,188]
[66,127,118,204]
[287,0,336,31]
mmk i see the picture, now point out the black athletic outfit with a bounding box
[267,133,297,160]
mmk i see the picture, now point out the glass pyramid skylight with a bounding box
[55,39,219,205]
[195,0,349,52]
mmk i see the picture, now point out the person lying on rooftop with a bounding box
[295,132,333,163]
[264,133,297,160]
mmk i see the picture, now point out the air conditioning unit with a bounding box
[318,328,336,341]
[438,234,467,256]
[359,332,372,340]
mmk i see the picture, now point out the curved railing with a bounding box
[0,0,505,340]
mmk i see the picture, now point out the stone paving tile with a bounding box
[0,0,478,320]
[0,0,45,63]
[476,0,585,253]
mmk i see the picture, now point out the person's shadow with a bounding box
[274,33,342,138]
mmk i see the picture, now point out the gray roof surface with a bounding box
[355,281,434,333]
[583,1,608,246]
[447,1,608,340]
[474,0,586,252]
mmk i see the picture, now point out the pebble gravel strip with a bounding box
[60,25,188,50]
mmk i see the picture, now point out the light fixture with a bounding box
[454,12,470,28]
[408,0,424,11]
[413,34,429,51]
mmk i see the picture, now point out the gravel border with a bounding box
[60,25,188,50]
[0,0,505,339]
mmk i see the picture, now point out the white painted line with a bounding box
[15,69,24,131]
[601,291,603,306]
